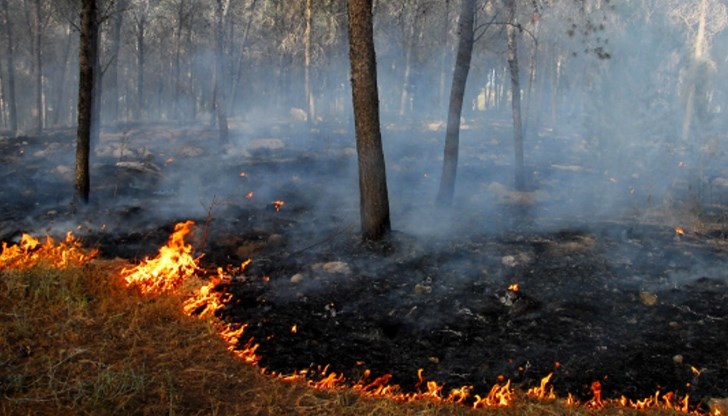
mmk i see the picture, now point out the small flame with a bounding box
[291,324,297,333]
[241,258,252,272]
[508,283,519,292]
[675,227,685,236]
[0,232,96,270]
[121,221,199,295]
[245,192,254,199]
[239,171,247,177]
[273,200,285,212]
[527,372,556,400]
[690,366,701,376]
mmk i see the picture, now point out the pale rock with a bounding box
[312,261,351,275]
[639,291,658,306]
[290,273,304,284]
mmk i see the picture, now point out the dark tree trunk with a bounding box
[214,0,228,144]
[436,0,475,207]
[75,0,98,204]
[506,0,525,191]
[347,0,391,241]
[1,0,17,135]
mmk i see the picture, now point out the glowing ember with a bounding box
[239,171,247,177]
[290,324,297,333]
[273,200,285,212]
[121,220,199,294]
[0,232,97,270]
[675,226,686,236]
[508,283,520,292]
[245,191,254,199]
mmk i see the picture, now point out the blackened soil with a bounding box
[213,225,728,411]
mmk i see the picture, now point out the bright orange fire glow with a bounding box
[527,372,556,400]
[273,200,285,212]
[0,232,97,270]
[675,227,686,236]
[245,192,254,199]
[120,220,199,294]
[508,283,520,292]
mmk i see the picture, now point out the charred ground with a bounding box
[1,121,727,411]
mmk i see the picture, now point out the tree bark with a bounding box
[506,0,525,191]
[347,0,391,241]
[107,0,126,122]
[681,0,708,143]
[435,0,475,207]
[214,0,229,144]
[304,0,315,123]
[76,0,98,204]
[1,0,17,135]
[135,14,146,120]
[32,0,43,132]
[53,23,72,127]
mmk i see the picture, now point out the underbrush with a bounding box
[0,261,703,415]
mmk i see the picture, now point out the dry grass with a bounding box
[0,261,705,415]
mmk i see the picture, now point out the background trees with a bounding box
[1,0,728,214]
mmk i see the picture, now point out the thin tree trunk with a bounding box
[398,6,420,118]
[107,0,125,122]
[506,0,525,191]
[1,0,17,135]
[681,0,708,143]
[53,24,72,126]
[33,0,43,132]
[214,0,228,144]
[347,0,391,241]
[436,0,475,207]
[438,0,450,112]
[135,16,145,120]
[523,17,539,141]
[304,0,315,123]
[229,0,257,116]
[76,0,98,204]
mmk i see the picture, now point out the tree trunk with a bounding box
[214,0,228,144]
[304,0,315,123]
[681,0,708,143]
[398,5,421,118]
[438,0,450,112]
[523,16,539,141]
[107,0,126,122]
[76,0,98,204]
[506,0,525,191]
[435,0,475,207]
[1,0,17,135]
[32,0,43,132]
[347,0,391,241]
[135,15,145,120]
[53,23,72,126]
[229,0,257,116]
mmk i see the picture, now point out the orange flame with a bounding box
[273,200,285,212]
[675,227,686,236]
[508,283,520,292]
[245,192,254,199]
[0,232,96,270]
[121,221,199,294]
[527,372,556,400]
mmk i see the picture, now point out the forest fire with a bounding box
[1,222,721,415]
[0,231,97,270]
[120,220,199,294]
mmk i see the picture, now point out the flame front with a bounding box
[0,232,96,270]
[121,220,199,294]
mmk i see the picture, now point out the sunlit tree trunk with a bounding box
[134,13,146,120]
[681,0,708,143]
[304,0,315,123]
[398,5,422,118]
[76,0,98,204]
[229,0,257,116]
[348,0,391,241]
[1,0,17,135]
[436,0,475,207]
[523,16,539,140]
[506,0,525,191]
[438,0,451,112]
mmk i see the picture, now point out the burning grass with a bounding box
[0,229,720,415]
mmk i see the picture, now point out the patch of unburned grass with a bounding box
[0,261,707,415]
